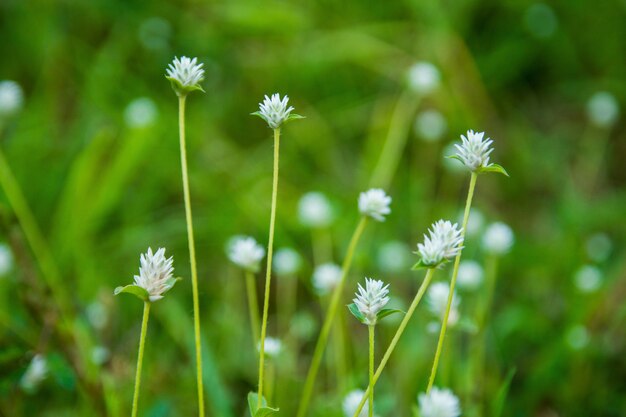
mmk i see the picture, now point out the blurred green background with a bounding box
[1,0,625,416]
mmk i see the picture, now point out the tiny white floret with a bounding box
[343,389,372,417]
[454,130,495,171]
[417,220,464,267]
[358,189,391,222]
[456,260,484,291]
[298,192,334,228]
[312,263,342,295]
[415,110,447,142]
[587,91,619,128]
[426,282,460,326]
[0,80,23,117]
[254,93,296,129]
[228,236,265,273]
[257,336,282,358]
[273,247,302,276]
[124,97,158,128]
[165,56,205,95]
[574,265,602,293]
[407,62,440,95]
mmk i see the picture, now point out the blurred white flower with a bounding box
[358,188,391,222]
[133,247,176,302]
[0,243,14,276]
[585,233,612,263]
[273,247,302,276]
[298,192,334,228]
[415,110,447,142]
[454,130,494,171]
[566,325,590,350]
[342,389,372,417]
[418,386,461,417]
[257,336,282,358]
[165,56,205,96]
[253,93,296,129]
[20,354,48,393]
[574,265,602,293]
[91,346,110,365]
[227,236,265,273]
[407,62,440,95]
[459,208,485,238]
[456,260,484,290]
[124,97,158,128]
[587,91,620,128]
[417,220,464,268]
[353,278,390,325]
[377,240,411,273]
[427,282,460,327]
[482,222,514,255]
[0,80,23,117]
[86,301,109,330]
[312,263,342,295]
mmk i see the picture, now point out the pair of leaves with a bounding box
[447,155,510,176]
[411,259,439,271]
[166,76,205,97]
[347,303,404,325]
[247,392,279,417]
[250,112,305,128]
[114,277,182,302]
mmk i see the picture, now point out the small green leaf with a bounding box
[347,303,365,323]
[479,163,509,177]
[114,285,149,302]
[165,76,205,97]
[161,276,182,296]
[250,111,264,118]
[411,259,430,270]
[247,392,279,417]
[445,154,464,163]
[491,368,516,417]
[286,113,305,122]
[376,309,405,321]
[256,407,280,417]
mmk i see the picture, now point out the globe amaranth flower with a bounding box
[312,263,342,295]
[228,236,265,273]
[451,130,508,175]
[456,260,484,291]
[407,61,440,95]
[0,80,23,117]
[252,93,303,129]
[418,387,461,417]
[416,220,464,268]
[342,389,372,417]
[358,189,391,222]
[482,222,514,255]
[133,248,178,302]
[353,278,390,326]
[165,56,205,96]
[298,191,334,228]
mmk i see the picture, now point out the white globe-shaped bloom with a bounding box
[574,265,602,293]
[426,282,460,321]
[456,260,484,290]
[255,93,295,129]
[418,387,461,417]
[20,354,48,393]
[353,278,390,325]
[407,62,440,95]
[342,389,372,417]
[312,263,342,295]
[228,236,265,273]
[298,192,334,228]
[358,189,391,222]
[587,91,620,128]
[257,336,282,358]
[91,346,111,366]
[482,222,514,255]
[417,220,464,267]
[377,240,411,273]
[133,247,175,302]
[0,80,23,117]
[0,243,14,276]
[585,233,612,263]
[86,301,109,330]
[273,247,302,276]
[415,110,447,142]
[454,130,494,171]
[166,56,205,94]
[124,97,158,128]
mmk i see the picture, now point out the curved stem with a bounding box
[368,325,375,417]
[245,271,261,347]
[131,302,151,417]
[177,96,205,416]
[427,172,478,392]
[296,216,368,417]
[258,127,281,406]
[351,268,435,417]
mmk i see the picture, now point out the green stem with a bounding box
[258,127,281,406]
[296,216,368,417]
[131,302,151,417]
[245,271,261,347]
[368,325,375,417]
[177,96,204,417]
[351,268,435,417]
[427,171,478,393]
[332,311,347,393]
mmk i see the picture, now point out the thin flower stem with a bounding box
[351,268,435,417]
[131,302,151,417]
[245,271,261,347]
[368,325,375,417]
[258,127,281,406]
[297,216,368,417]
[177,96,205,417]
[426,171,478,393]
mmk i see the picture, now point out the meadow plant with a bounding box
[418,386,461,417]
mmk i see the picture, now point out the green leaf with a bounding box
[286,113,305,122]
[114,284,149,302]
[479,163,509,177]
[491,368,516,417]
[161,276,182,297]
[376,308,404,321]
[347,303,365,323]
[165,76,205,97]
[411,259,431,270]
[247,392,279,417]
[445,154,464,163]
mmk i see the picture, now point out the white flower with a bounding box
[376,241,411,273]
[587,91,619,128]
[456,260,484,291]
[358,189,391,222]
[407,62,440,95]
[418,387,461,417]
[257,336,282,358]
[0,243,14,276]
[20,354,48,393]
[228,236,265,273]
[0,80,23,117]
[454,130,494,171]
[353,278,390,325]
[460,208,485,238]
[91,346,110,365]
[298,192,334,228]
[426,282,460,326]
[86,301,109,330]
[124,97,158,128]
[574,265,602,293]
[253,93,297,129]
[165,56,205,95]
[482,222,514,255]
[312,263,342,295]
[342,389,372,417]
[415,110,447,142]
[273,247,302,276]
[417,220,464,267]
[133,247,176,302]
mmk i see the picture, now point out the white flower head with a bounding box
[359,188,391,222]
[426,282,460,324]
[91,346,110,366]
[165,56,205,96]
[415,109,447,142]
[20,354,48,393]
[0,80,23,117]
[587,91,619,128]
[86,301,109,330]
[407,62,440,95]
[482,222,514,255]
[453,130,495,171]
[574,265,602,293]
[257,336,282,358]
[228,236,265,273]
[343,389,372,417]
[417,220,464,268]
[0,242,14,276]
[130,247,177,302]
[418,387,461,417]
[124,97,158,128]
[312,263,342,295]
[353,278,390,325]
[298,191,334,228]
[273,247,302,276]
[252,93,302,129]
[456,260,484,291]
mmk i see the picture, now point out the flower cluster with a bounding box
[353,278,390,325]
[253,93,302,129]
[228,236,266,273]
[165,56,205,96]
[453,130,493,171]
[358,189,391,222]
[418,387,461,417]
[416,220,464,268]
[132,248,176,302]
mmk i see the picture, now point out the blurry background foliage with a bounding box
[1,0,625,416]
